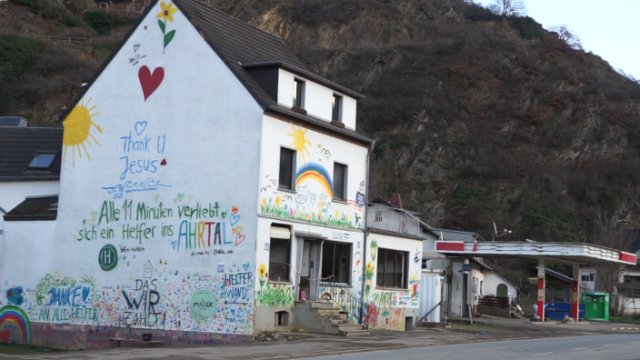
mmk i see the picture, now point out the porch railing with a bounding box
[318,283,367,325]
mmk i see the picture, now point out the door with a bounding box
[298,239,323,301]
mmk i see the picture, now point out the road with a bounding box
[301,334,640,360]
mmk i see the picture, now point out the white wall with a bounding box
[420,270,443,323]
[620,296,640,315]
[0,181,59,212]
[483,272,518,302]
[2,2,264,337]
[258,114,367,231]
[2,220,57,291]
[276,69,357,130]
[365,232,422,330]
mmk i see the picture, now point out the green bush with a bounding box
[509,16,545,40]
[10,0,69,21]
[83,10,112,35]
[83,10,134,35]
[0,35,43,113]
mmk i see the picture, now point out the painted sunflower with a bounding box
[258,264,268,279]
[156,1,178,23]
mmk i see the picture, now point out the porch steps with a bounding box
[294,301,370,336]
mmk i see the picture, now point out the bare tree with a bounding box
[488,0,526,17]
[552,25,583,50]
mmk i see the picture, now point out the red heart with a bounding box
[160,159,167,166]
[235,233,246,246]
[138,65,165,100]
[0,331,10,343]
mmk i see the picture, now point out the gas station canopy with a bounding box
[435,241,637,265]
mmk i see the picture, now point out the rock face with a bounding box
[4,0,640,246]
[213,0,640,246]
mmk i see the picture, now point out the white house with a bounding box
[0,0,371,348]
[0,122,61,242]
[363,201,423,331]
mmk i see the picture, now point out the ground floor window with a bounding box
[376,248,408,289]
[321,241,351,284]
[269,235,291,282]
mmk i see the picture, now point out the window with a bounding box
[332,94,343,122]
[28,152,57,169]
[321,241,352,284]
[293,78,305,108]
[376,248,408,289]
[269,235,291,282]
[279,147,296,191]
[333,162,347,201]
[581,273,595,282]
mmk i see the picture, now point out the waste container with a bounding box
[582,292,609,321]
[545,303,584,320]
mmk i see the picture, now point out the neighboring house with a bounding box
[421,228,520,319]
[618,266,640,315]
[579,267,597,292]
[364,201,423,330]
[0,1,371,348]
[0,121,61,242]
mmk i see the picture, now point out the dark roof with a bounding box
[173,0,371,145]
[4,195,58,221]
[0,126,62,181]
[244,62,364,99]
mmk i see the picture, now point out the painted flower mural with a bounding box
[156,1,178,51]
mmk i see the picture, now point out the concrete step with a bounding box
[310,302,339,310]
[338,324,365,332]
[339,327,371,336]
[316,308,343,315]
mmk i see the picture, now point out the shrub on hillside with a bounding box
[508,16,544,40]
[83,10,134,35]
[0,34,43,113]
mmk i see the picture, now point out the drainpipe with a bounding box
[360,139,374,325]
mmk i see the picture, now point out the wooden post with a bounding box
[571,263,581,321]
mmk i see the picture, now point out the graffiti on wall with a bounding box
[120,278,163,327]
[256,264,294,307]
[6,287,24,306]
[191,289,216,322]
[259,125,365,229]
[367,304,404,331]
[101,121,170,199]
[34,274,97,323]
[74,196,246,259]
[0,306,31,344]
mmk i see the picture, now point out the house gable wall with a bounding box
[1,1,264,346]
[276,69,357,130]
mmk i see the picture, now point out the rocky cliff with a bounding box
[2,0,640,246]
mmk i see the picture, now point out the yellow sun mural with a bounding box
[63,98,102,165]
[287,125,311,160]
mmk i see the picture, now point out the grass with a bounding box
[610,315,640,325]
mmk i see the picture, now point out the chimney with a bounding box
[389,193,403,209]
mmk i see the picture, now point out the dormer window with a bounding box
[27,152,57,170]
[332,94,343,122]
[293,78,305,109]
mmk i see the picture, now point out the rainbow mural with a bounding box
[0,306,31,344]
[295,163,333,197]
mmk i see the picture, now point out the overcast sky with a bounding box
[473,0,640,81]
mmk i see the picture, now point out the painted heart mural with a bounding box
[138,65,165,100]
